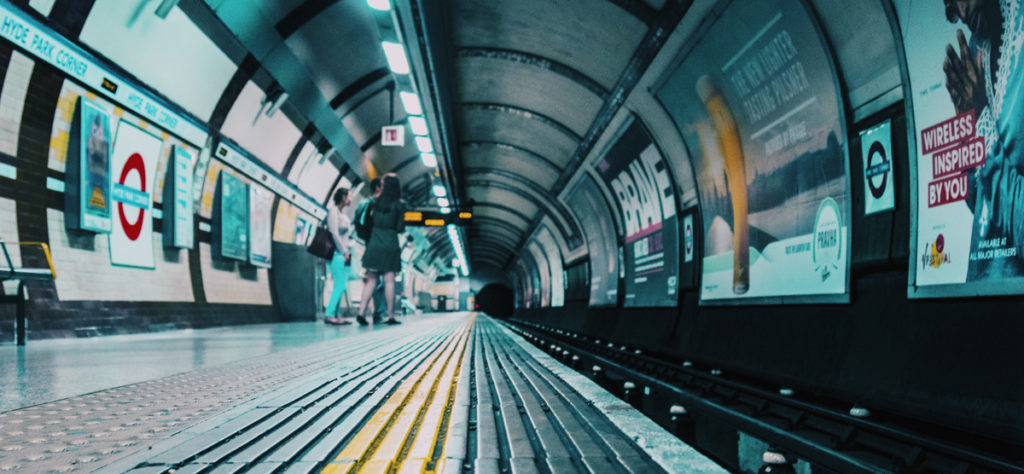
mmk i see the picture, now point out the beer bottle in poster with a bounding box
[697,75,749,294]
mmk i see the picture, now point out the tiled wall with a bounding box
[0,36,280,341]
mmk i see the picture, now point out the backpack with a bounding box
[354,198,374,241]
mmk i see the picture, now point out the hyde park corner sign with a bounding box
[109,121,162,269]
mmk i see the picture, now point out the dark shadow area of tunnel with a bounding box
[476,283,513,319]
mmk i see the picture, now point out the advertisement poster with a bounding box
[68,97,112,233]
[564,174,619,306]
[248,185,273,267]
[535,225,564,307]
[894,0,1024,290]
[527,240,551,307]
[163,145,194,249]
[217,171,248,261]
[595,118,679,307]
[295,215,312,246]
[656,0,849,302]
[109,121,161,268]
[861,120,895,215]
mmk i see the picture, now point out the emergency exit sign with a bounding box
[381,125,405,147]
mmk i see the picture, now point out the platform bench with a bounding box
[1,238,56,345]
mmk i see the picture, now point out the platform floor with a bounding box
[0,312,723,473]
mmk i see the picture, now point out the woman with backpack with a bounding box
[355,173,407,325]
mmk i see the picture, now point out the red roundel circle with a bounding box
[936,234,944,253]
[118,153,146,241]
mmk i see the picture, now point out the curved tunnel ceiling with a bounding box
[198,0,693,276]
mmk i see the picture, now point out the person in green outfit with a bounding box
[356,173,408,325]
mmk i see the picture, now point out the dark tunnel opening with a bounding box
[475,283,514,319]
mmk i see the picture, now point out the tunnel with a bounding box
[0,0,1023,472]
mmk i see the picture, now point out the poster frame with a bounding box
[563,171,622,308]
[653,0,853,305]
[65,97,113,234]
[212,170,249,262]
[883,1,1024,298]
[107,119,161,270]
[593,115,682,308]
[860,118,896,216]
[163,144,195,249]
[248,184,273,268]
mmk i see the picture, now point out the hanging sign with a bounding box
[381,125,405,147]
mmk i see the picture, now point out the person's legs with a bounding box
[383,272,398,323]
[372,279,386,323]
[357,271,379,325]
[324,253,348,323]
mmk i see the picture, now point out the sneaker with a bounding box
[356,316,369,326]
[373,317,383,325]
[384,318,401,325]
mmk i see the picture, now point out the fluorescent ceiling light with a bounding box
[399,92,422,115]
[432,185,447,197]
[381,42,410,74]
[367,0,390,11]
[437,197,450,207]
[415,136,433,153]
[448,225,469,276]
[440,207,451,214]
[420,153,437,167]
[155,0,179,18]
[408,116,428,135]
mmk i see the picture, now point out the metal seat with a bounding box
[1,237,57,345]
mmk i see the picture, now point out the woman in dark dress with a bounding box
[356,173,406,325]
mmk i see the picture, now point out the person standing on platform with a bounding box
[324,187,354,325]
[356,173,407,326]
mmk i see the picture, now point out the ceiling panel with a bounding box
[455,57,603,137]
[458,106,577,170]
[462,152,559,190]
[284,1,385,101]
[451,0,645,88]
[467,186,539,219]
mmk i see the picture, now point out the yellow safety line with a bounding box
[321,317,472,474]
[331,333,461,472]
[395,315,473,473]
[373,322,470,472]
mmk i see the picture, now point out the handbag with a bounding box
[306,224,336,260]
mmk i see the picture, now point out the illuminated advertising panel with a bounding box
[109,121,161,268]
[657,0,849,303]
[595,118,679,307]
[564,173,620,306]
[248,185,273,267]
[163,145,194,249]
[528,240,551,307]
[535,225,565,307]
[894,0,1024,295]
[65,97,112,233]
[214,171,248,261]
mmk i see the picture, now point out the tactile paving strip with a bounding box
[0,316,466,473]
[99,315,474,474]
[4,313,697,473]
[461,318,667,474]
